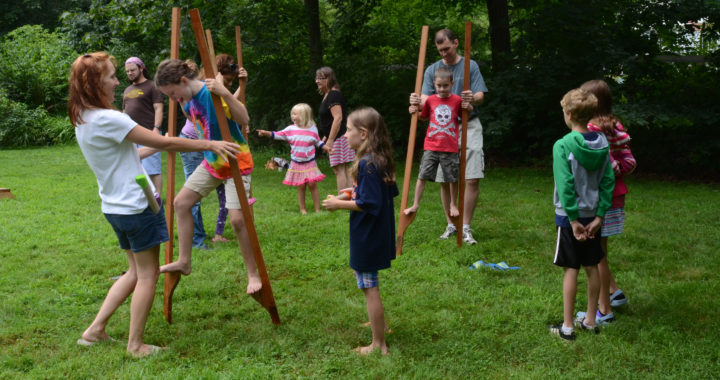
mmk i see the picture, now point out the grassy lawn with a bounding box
[1,144,719,378]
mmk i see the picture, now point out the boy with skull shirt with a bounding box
[403,67,472,217]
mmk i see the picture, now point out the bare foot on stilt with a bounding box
[159,261,191,275]
[247,272,263,294]
[403,205,418,215]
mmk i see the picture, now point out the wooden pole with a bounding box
[189,9,280,325]
[163,6,182,324]
[456,21,472,247]
[234,26,250,143]
[395,25,428,255]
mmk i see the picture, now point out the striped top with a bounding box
[271,124,325,163]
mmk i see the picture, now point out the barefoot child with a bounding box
[548,88,614,341]
[322,107,398,355]
[403,67,472,222]
[577,79,637,325]
[257,103,328,214]
[154,58,262,294]
[69,52,241,357]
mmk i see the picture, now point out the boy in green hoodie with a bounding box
[549,88,615,341]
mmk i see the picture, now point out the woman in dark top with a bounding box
[316,67,356,191]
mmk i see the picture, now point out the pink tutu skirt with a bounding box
[283,160,325,186]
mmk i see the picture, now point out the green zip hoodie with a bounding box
[553,131,615,221]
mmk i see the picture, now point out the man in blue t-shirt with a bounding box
[409,28,489,245]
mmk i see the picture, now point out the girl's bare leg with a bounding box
[598,237,614,314]
[297,184,307,214]
[126,246,162,357]
[228,209,262,294]
[160,187,203,275]
[356,287,388,355]
[308,182,321,212]
[81,249,139,343]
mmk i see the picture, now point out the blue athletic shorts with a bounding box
[104,204,169,253]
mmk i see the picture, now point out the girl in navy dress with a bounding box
[322,107,398,355]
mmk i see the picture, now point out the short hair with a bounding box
[68,52,117,126]
[155,59,198,87]
[315,66,340,93]
[291,103,315,128]
[435,29,458,44]
[560,88,598,124]
[216,53,238,76]
[434,67,453,82]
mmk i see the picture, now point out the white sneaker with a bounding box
[439,225,457,239]
[462,228,477,245]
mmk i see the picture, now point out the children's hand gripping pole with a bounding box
[135,174,160,214]
[189,8,280,325]
[455,21,472,248]
[396,25,428,255]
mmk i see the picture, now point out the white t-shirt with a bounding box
[75,109,153,214]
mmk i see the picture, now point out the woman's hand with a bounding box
[207,140,241,158]
[206,73,232,97]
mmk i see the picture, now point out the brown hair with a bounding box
[434,67,454,82]
[68,52,117,126]
[216,53,238,76]
[348,107,396,184]
[315,66,340,93]
[435,29,458,44]
[154,59,198,87]
[581,79,621,135]
[560,88,598,125]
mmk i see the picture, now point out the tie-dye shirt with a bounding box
[184,84,253,179]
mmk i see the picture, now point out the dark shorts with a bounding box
[553,226,605,269]
[418,150,458,183]
[104,204,169,253]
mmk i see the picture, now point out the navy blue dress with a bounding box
[349,156,399,272]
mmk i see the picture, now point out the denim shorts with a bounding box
[354,270,379,289]
[137,144,162,175]
[104,204,169,253]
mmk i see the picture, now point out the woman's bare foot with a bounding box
[78,328,111,345]
[403,205,418,215]
[449,205,459,217]
[246,273,263,294]
[353,344,389,356]
[159,261,191,275]
[128,344,164,358]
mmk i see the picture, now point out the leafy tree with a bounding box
[0,25,76,113]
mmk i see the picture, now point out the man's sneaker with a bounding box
[549,323,575,341]
[462,227,477,245]
[439,225,457,240]
[610,289,628,307]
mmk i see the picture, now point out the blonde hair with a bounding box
[68,52,117,126]
[348,107,395,184]
[560,88,598,125]
[291,103,315,128]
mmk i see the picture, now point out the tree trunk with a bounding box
[486,0,511,72]
[305,0,323,70]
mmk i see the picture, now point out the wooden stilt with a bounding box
[0,188,15,199]
[456,21,472,248]
[189,9,280,325]
[396,25,428,255]
[163,6,182,324]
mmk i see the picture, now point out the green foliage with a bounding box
[0,89,75,148]
[0,0,91,35]
[0,25,76,114]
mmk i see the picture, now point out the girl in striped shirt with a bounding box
[258,103,330,214]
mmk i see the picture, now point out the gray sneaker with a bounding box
[439,225,457,239]
[462,228,477,245]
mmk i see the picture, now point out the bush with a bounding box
[0,25,76,114]
[0,89,75,148]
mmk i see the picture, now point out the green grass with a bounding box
[1,144,719,379]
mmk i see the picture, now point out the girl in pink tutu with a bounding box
[258,103,330,214]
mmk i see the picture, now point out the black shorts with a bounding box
[553,226,605,269]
